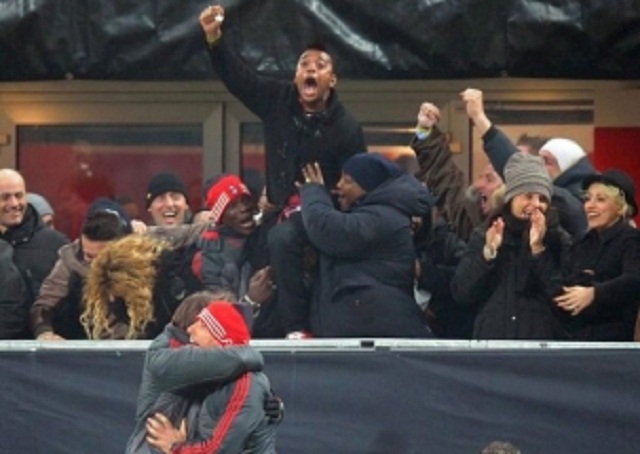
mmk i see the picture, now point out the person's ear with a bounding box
[330,74,337,88]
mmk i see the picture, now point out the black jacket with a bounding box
[0,204,68,338]
[565,220,640,341]
[414,218,475,339]
[301,174,433,338]
[451,209,571,340]
[208,37,366,207]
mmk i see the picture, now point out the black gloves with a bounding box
[263,392,284,424]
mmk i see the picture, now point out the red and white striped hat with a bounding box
[196,301,251,346]
[205,174,251,224]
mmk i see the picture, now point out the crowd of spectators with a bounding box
[1,4,638,345]
[2,88,639,343]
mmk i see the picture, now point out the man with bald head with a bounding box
[0,169,68,338]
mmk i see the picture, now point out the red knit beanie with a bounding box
[196,301,251,346]
[205,174,251,224]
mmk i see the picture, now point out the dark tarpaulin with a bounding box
[506,0,640,78]
[1,346,639,453]
[1,0,640,81]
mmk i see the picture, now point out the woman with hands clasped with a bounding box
[556,169,640,341]
[451,153,571,339]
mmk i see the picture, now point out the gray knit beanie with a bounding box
[504,153,552,203]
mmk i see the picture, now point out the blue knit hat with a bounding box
[87,197,133,233]
[342,153,402,192]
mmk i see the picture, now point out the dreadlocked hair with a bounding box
[81,234,168,339]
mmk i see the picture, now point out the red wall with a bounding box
[593,127,640,224]
[21,144,203,239]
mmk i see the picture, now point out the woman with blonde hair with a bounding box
[81,234,186,339]
[556,169,640,341]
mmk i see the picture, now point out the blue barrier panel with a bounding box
[1,340,639,453]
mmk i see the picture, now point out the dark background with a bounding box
[1,0,640,81]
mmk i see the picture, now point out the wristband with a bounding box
[483,245,497,261]
[244,294,261,312]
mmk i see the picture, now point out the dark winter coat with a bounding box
[565,220,640,341]
[451,209,571,340]
[414,217,475,339]
[0,204,68,338]
[300,174,433,338]
[208,37,365,208]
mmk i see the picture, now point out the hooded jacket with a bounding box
[300,173,433,337]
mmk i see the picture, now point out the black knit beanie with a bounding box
[145,172,189,208]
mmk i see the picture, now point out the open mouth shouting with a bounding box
[301,76,318,99]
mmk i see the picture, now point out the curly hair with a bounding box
[81,234,168,339]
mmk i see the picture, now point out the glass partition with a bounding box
[19,124,203,238]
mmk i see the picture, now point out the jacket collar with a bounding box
[585,218,628,244]
[290,87,339,122]
[0,205,42,245]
